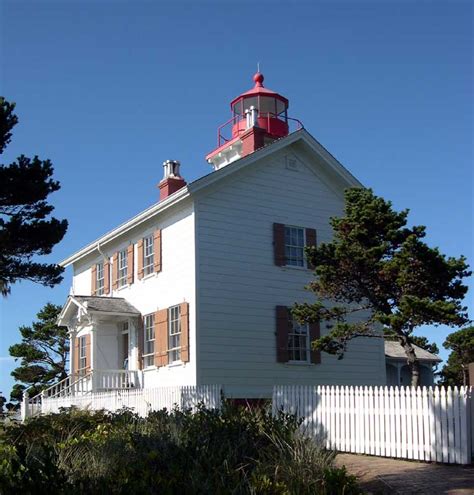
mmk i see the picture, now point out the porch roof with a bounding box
[58,295,141,327]
[385,340,441,363]
[72,296,141,315]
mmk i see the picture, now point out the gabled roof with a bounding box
[58,295,141,326]
[60,128,363,267]
[72,296,140,315]
[384,340,441,363]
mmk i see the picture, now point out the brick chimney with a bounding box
[158,160,186,201]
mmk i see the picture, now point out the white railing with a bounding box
[273,385,473,465]
[21,370,141,420]
[93,369,142,390]
[40,385,222,416]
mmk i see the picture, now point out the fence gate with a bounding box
[272,385,473,465]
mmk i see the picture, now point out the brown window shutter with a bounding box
[137,239,144,280]
[309,321,321,364]
[154,309,168,367]
[305,228,317,270]
[180,302,190,362]
[112,252,119,290]
[137,318,144,370]
[85,333,92,372]
[91,265,97,295]
[73,336,79,379]
[154,229,162,273]
[276,306,290,363]
[104,260,111,294]
[127,245,134,285]
[273,223,286,266]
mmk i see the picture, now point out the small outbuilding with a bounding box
[385,340,442,386]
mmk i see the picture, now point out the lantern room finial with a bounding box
[253,72,264,87]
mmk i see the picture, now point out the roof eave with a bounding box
[60,186,190,267]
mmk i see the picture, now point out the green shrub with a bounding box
[0,404,361,494]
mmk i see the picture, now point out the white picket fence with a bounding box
[273,385,473,465]
[35,385,221,417]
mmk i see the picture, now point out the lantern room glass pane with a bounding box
[242,96,258,112]
[276,99,286,116]
[259,96,277,116]
[232,100,243,116]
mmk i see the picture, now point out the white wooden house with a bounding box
[56,72,389,400]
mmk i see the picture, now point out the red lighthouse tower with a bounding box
[206,72,302,170]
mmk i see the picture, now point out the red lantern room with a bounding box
[230,72,289,140]
[206,72,302,170]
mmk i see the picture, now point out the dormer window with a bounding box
[117,249,128,288]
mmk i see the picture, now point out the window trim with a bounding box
[117,249,128,288]
[78,335,87,371]
[284,225,306,268]
[143,234,154,277]
[96,262,105,296]
[168,305,181,363]
[287,319,310,364]
[143,314,155,368]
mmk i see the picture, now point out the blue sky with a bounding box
[0,0,472,398]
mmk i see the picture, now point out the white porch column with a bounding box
[69,330,77,381]
[128,317,138,371]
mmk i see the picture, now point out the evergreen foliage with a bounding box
[293,188,470,386]
[0,405,361,494]
[0,97,67,295]
[439,326,474,386]
[9,303,69,403]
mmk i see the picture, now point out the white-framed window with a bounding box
[143,314,155,367]
[79,335,87,371]
[288,319,310,362]
[168,305,181,363]
[117,249,128,288]
[143,235,154,276]
[284,226,305,267]
[96,262,104,295]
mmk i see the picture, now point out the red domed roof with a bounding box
[230,72,289,108]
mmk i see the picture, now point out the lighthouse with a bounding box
[206,72,302,170]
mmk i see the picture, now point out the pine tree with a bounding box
[9,303,69,402]
[293,188,470,386]
[0,97,68,295]
[439,326,474,386]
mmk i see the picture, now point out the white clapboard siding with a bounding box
[273,385,473,465]
[40,385,221,417]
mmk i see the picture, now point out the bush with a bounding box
[0,404,361,494]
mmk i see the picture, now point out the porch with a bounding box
[58,294,144,384]
[22,368,144,420]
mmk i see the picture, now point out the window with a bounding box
[117,249,128,287]
[288,319,310,362]
[143,235,154,276]
[96,262,104,295]
[143,314,155,367]
[168,305,181,362]
[284,226,305,267]
[79,335,87,372]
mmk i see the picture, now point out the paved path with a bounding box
[336,453,474,494]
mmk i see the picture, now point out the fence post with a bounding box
[21,391,29,421]
[470,386,474,461]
